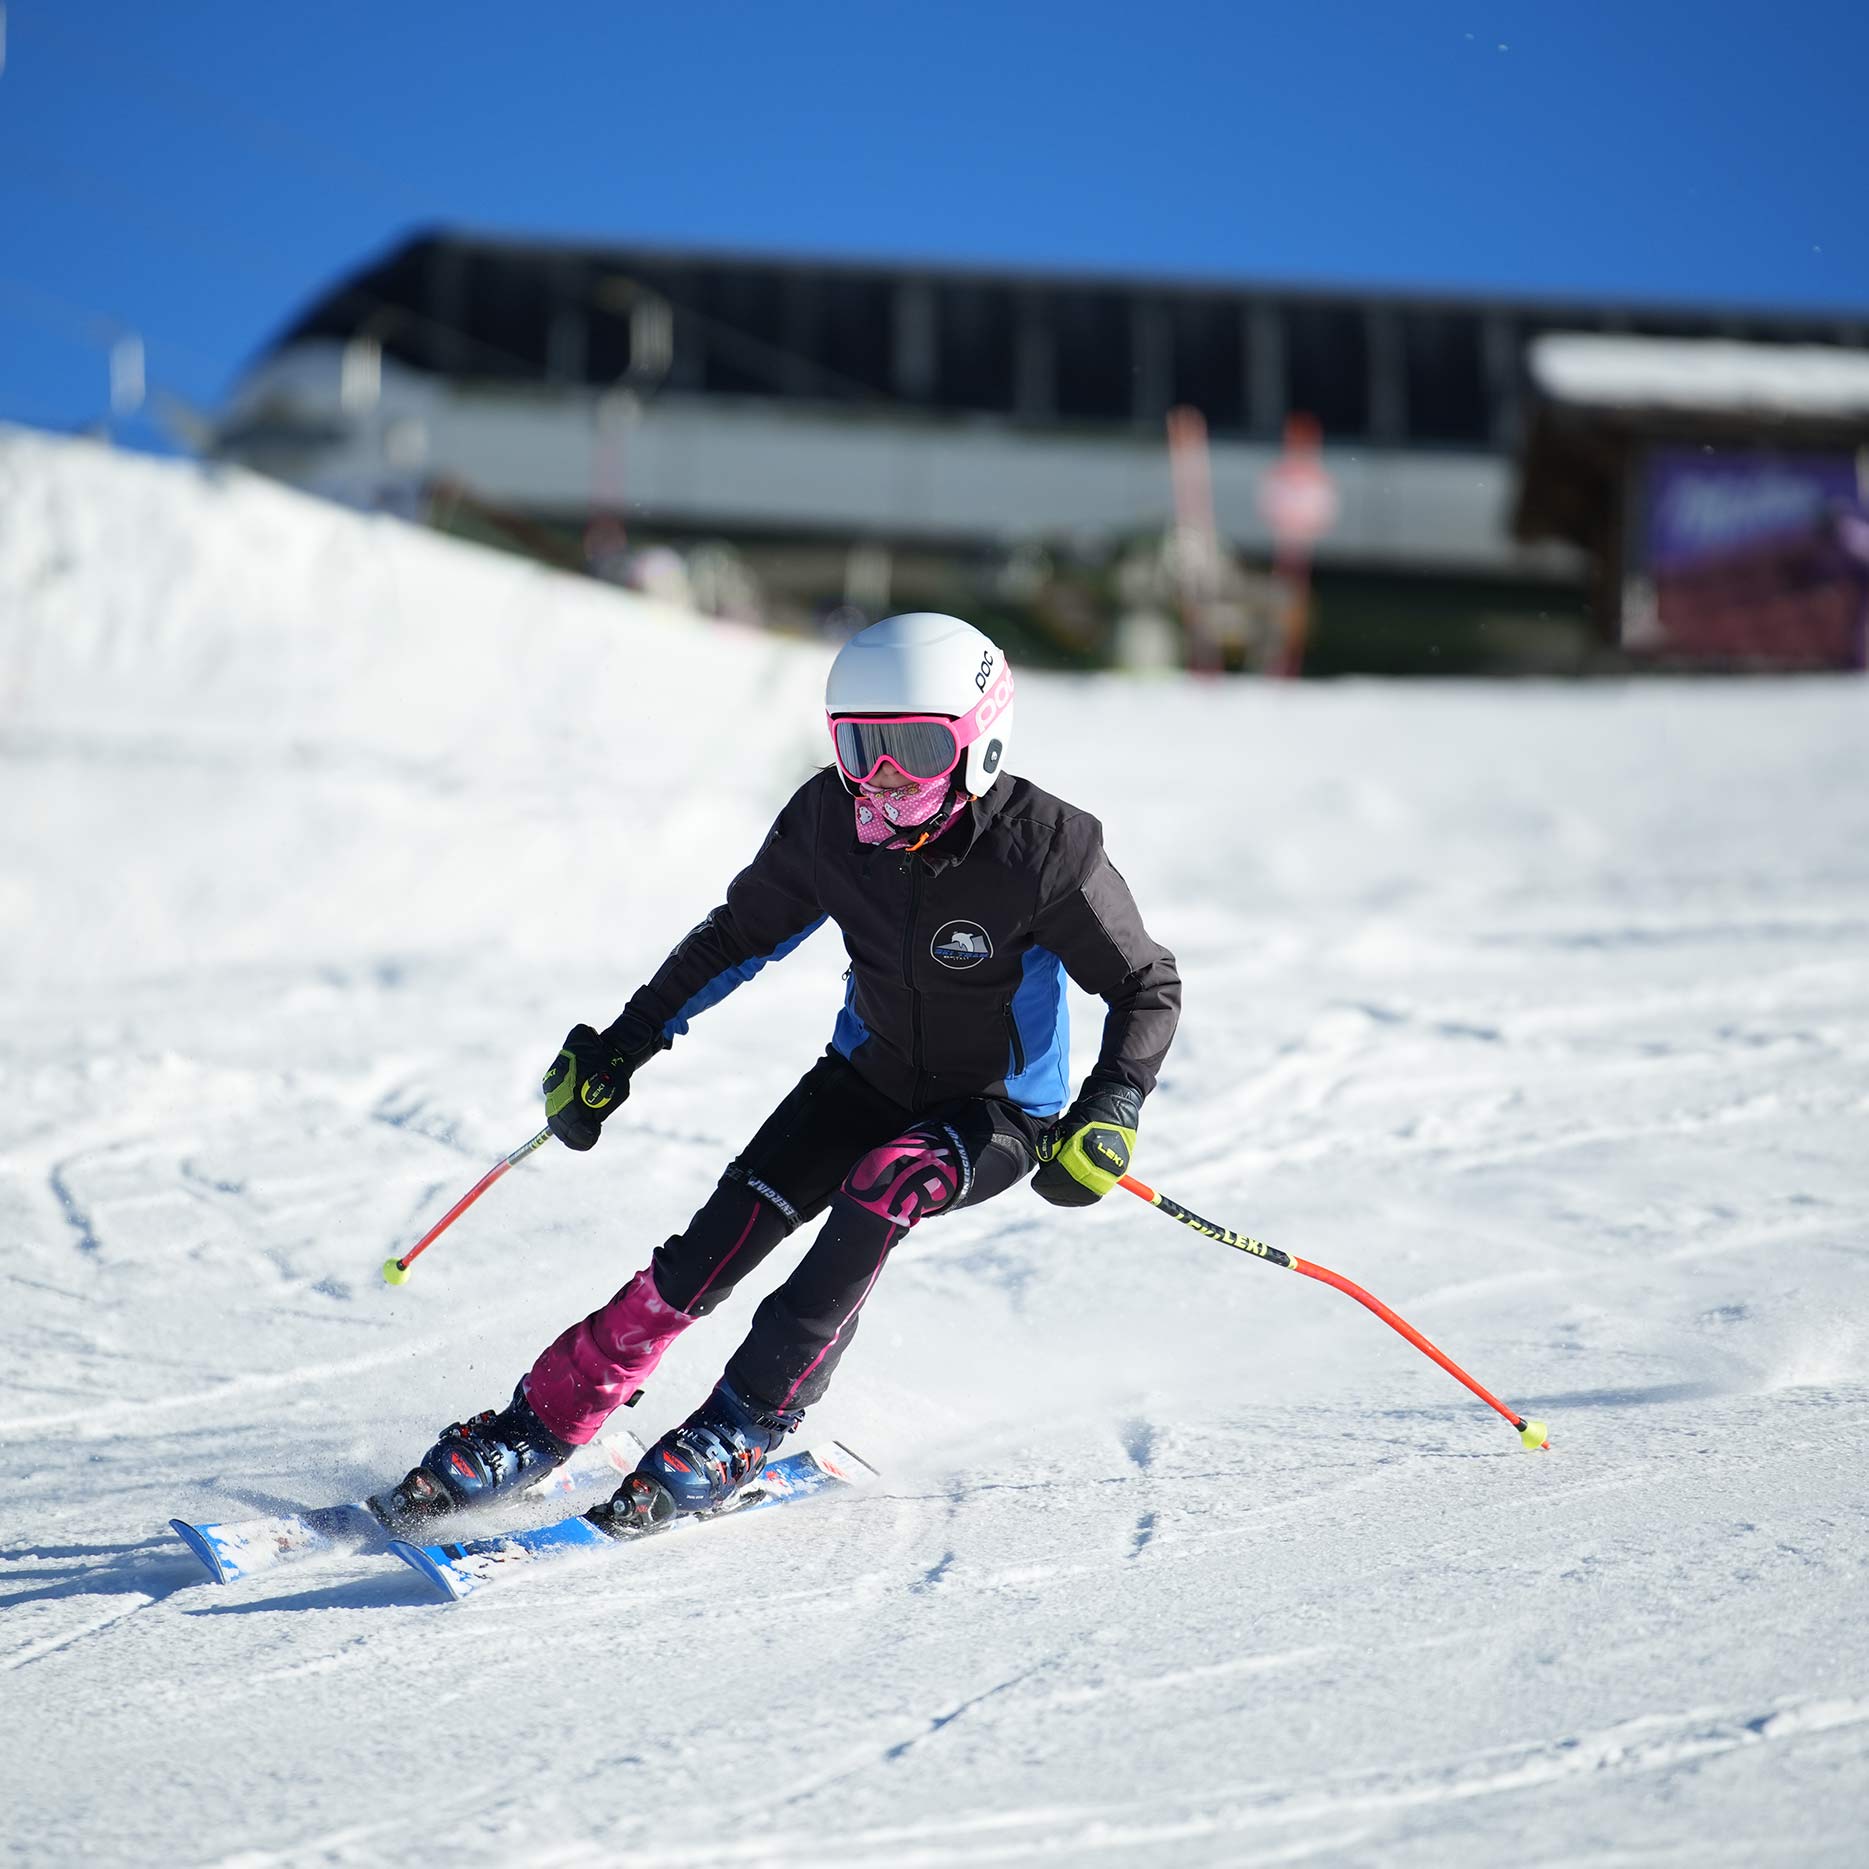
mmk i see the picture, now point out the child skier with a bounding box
[377,613,1180,1535]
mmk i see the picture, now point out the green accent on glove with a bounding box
[543,1047,580,1120]
[545,1035,619,1116]
[542,1021,632,1151]
[1033,1081,1144,1209]
[1040,1115,1136,1198]
[1054,1121,1136,1196]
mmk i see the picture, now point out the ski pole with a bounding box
[1117,1174,1549,1451]
[380,1127,555,1286]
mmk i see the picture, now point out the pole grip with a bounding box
[504,1126,555,1168]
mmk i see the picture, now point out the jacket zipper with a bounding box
[1004,1000,1026,1077]
[900,857,923,1099]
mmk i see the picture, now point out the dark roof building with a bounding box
[215,230,1869,670]
[1516,334,1869,668]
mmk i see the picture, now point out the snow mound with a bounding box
[3,426,1867,1865]
[0,425,829,986]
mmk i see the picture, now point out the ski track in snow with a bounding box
[2,427,1867,1864]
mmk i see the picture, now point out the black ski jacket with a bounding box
[624,769,1180,1119]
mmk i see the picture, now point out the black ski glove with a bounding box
[1032,1081,1143,1208]
[542,1010,665,1151]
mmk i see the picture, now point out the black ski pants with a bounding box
[651,1050,1043,1416]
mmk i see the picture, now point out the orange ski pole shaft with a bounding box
[380,1127,555,1285]
[1118,1175,1549,1450]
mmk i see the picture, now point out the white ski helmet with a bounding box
[824,612,1015,798]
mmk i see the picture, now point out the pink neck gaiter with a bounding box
[854,774,967,848]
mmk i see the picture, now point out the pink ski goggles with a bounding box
[829,671,1013,786]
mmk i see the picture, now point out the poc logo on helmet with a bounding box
[972,667,1013,731]
[931,921,993,969]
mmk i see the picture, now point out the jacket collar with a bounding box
[918,774,1013,873]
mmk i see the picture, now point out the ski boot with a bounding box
[586,1379,799,1539]
[370,1384,574,1527]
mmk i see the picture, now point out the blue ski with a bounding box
[387,1443,876,1603]
[170,1501,384,1585]
[169,1439,637,1585]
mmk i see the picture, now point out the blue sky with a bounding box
[4,0,1866,440]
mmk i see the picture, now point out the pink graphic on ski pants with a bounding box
[522,1264,696,1446]
[842,1128,964,1227]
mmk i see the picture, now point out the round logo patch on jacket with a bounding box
[931,921,994,969]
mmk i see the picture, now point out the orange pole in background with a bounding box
[1260,414,1337,680]
[1274,537,1314,681]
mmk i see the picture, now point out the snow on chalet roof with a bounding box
[1529,332,1869,420]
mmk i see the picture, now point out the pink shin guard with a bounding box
[522,1266,695,1446]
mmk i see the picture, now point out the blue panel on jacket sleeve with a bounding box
[661,916,827,1042]
[1004,945,1070,1117]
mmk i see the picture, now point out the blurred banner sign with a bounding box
[1644,448,1857,569]
[1635,447,1869,668]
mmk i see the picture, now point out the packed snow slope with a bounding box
[3,424,1866,1867]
